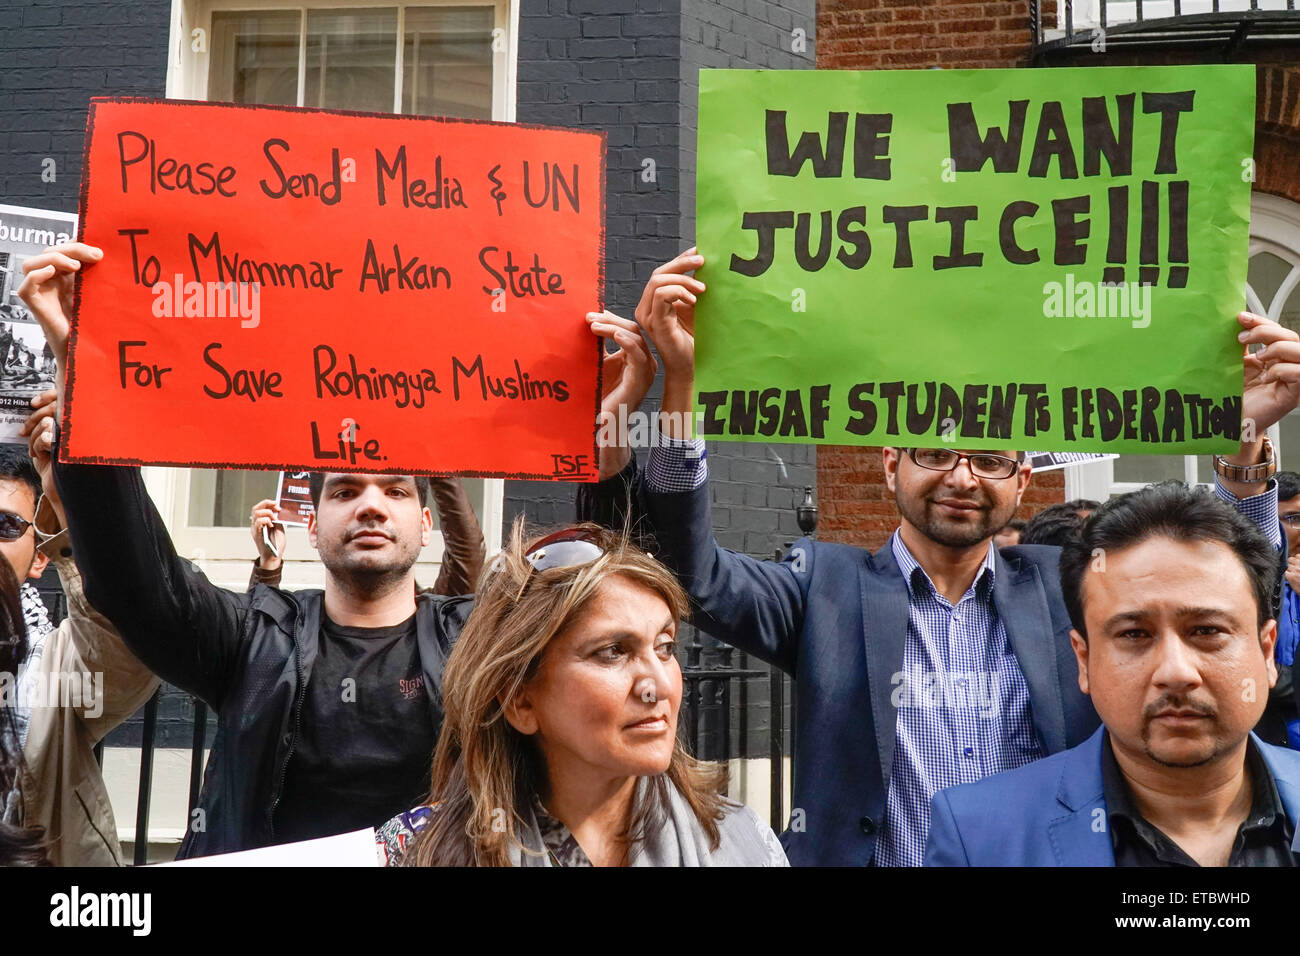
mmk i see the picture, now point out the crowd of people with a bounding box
[2,239,1300,867]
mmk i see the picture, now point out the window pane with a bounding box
[187,469,280,528]
[304,8,398,113]
[1249,251,1293,322]
[1112,455,1185,485]
[209,10,301,106]
[1279,414,1300,475]
[1247,249,1300,332]
[1111,455,1214,485]
[403,6,495,118]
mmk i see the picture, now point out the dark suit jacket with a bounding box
[925,727,1300,865]
[643,475,1100,866]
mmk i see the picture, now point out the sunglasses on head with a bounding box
[0,510,33,541]
[523,528,606,573]
[488,528,609,579]
[490,528,608,602]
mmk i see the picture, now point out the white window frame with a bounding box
[1050,0,1294,35]
[1074,191,1300,502]
[157,0,517,587]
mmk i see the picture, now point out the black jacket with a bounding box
[53,454,541,858]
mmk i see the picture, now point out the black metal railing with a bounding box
[91,687,209,866]
[1033,0,1300,58]
[679,639,793,832]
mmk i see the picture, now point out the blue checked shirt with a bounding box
[877,531,1043,865]
[645,438,1282,865]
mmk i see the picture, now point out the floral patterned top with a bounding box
[375,796,592,867]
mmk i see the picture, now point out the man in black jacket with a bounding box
[18,241,655,858]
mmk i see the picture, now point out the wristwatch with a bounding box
[1212,435,1276,483]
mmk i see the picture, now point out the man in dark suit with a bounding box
[600,249,1300,866]
[926,482,1300,866]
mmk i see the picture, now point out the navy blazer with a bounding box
[926,727,1300,865]
[645,478,1100,866]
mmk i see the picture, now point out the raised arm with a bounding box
[632,249,806,673]
[577,309,657,534]
[1208,312,1300,548]
[20,243,250,707]
[247,498,286,591]
[427,476,485,596]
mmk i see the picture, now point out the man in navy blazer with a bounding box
[927,482,1300,866]
[598,251,1299,866]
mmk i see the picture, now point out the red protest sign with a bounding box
[66,98,605,480]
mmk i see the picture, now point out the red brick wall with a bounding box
[817,447,1066,550]
[817,0,1047,71]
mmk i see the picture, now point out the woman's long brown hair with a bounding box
[407,520,727,867]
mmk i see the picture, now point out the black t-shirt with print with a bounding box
[273,613,436,844]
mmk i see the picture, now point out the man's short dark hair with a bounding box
[1277,471,1300,504]
[307,472,431,510]
[0,446,42,509]
[1060,481,1279,639]
[1021,499,1100,548]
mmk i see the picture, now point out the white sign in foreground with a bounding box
[157,827,378,867]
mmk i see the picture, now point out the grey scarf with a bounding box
[507,775,788,867]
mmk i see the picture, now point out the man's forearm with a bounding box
[659,369,694,439]
[52,438,241,703]
[576,454,642,532]
[642,435,802,673]
[249,560,282,591]
[429,476,486,596]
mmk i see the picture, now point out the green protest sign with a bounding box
[694,66,1255,453]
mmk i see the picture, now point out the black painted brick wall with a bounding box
[0,0,171,209]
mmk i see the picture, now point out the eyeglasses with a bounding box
[906,448,1021,480]
[0,510,33,541]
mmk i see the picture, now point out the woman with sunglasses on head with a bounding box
[376,521,787,867]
